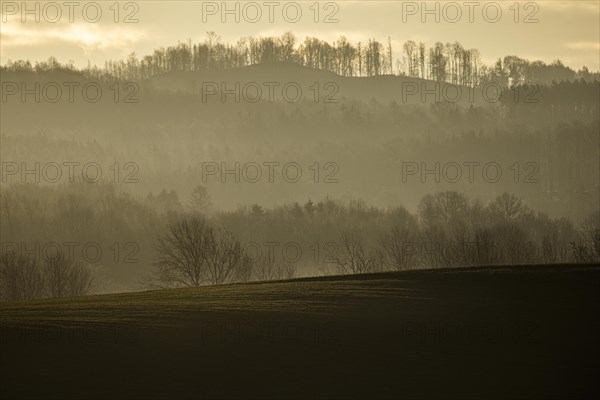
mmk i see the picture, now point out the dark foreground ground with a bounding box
[1,264,599,399]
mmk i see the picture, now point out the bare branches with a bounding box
[334,231,384,275]
[251,250,297,282]
[204,229,248,285]
[153,218,211,287]
[150,217,250,288]
[0,253,44,301]
[44,252,93,298]
[381,227,418,271]
[0,251,92,301]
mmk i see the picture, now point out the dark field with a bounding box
[1,264,599,399]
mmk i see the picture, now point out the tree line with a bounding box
[145,190,600,288]
[4,32,598,86]
[1,181,598,298]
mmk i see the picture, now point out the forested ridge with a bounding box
[4,32,599,85]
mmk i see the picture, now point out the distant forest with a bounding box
[3,32,599,85]
[1,181,598,297]
[1,33,599,294]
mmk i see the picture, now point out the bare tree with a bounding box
[539,232,570,264]
[153,217,212,287]
[334,231,384,275]
[467,227,499,266]
[381,227,418,270]
[489,193,531,221]
[253,255,279,281]
[188,185,213,214]
[491,223,534,264]
[275,261,297,280]
[418,191,470,227]
[151,218,250,287]
[252,253,297,281]
[403,40,417,77]
[581,210,600,261]
[44,251,93,298]
[0,252,44,301]
[570,211,600,263]
[204,229,249,285]
[570,238,597,263]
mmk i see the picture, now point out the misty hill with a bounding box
[0,62,493,106]
[146,62,492,106]
[1,64,598,220]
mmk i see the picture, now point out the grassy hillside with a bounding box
[2,264,599,399]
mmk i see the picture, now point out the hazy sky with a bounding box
[1,1,599,70]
